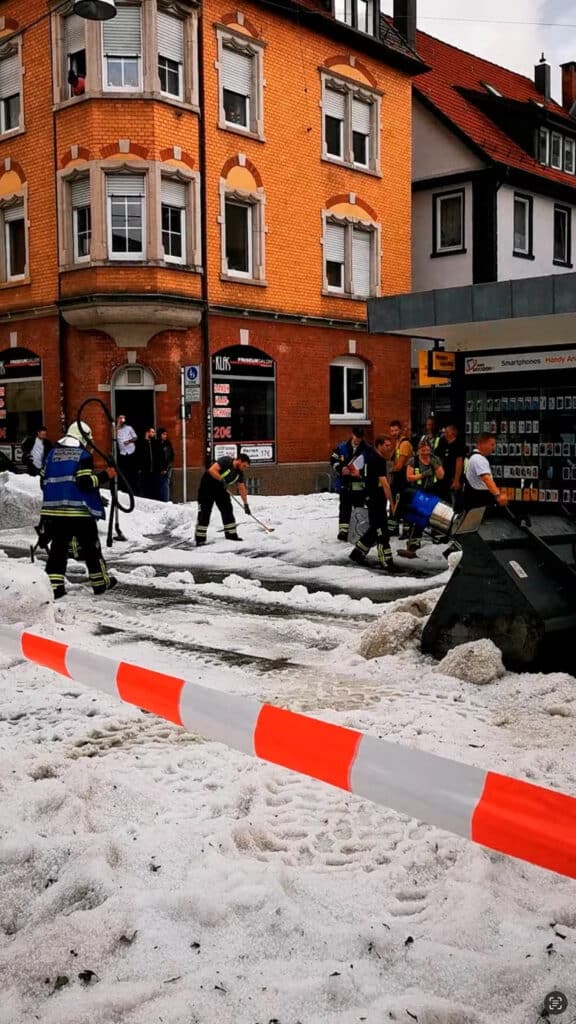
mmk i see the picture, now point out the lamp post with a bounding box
[73,0,117,19]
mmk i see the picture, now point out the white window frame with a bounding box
[322,213,379,299]
[329,355,368,423]
[538,127,550,165]
[321,72,380,175]
[551,131,563,171]
[106,174,146,261]
[160,177,187,265]
[513,193,533,258]
[553,205,572,267]
[333,0,376,36]
[0,44,22,137]
[224,199,253,278]
[73,205,91,263]
[216,27,265,140]
[564,137,575,176]
[102,3,142,93]
[157,8,184,101]
[219,183,266,284]
[2,202,26,281]
[433,189,465,255]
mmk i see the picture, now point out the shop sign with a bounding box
[240,444,274,462]
[428,350,455,376]
[214,444,237,459]
[211,346,275,379]
[465,349,576,376]
[418,351,450,387]
[0,348,42,380]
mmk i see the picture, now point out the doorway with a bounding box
[111,365,156,439]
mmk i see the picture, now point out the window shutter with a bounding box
[161,178,186,207]
[158,10,184,62]
[222,46,252,96]
[106,174,145,196]
[71,178,90,208]
[0,54,19,99]
[64,13,85,55]
[325,222,345,262]
[103,5,142,56]
[352,97,371,134]
[3,202,23,223]
[352,230,372,296]
[324,87,345,119]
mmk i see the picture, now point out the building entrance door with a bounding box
[111,365,156,439]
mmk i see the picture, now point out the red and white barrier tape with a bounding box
[1,624,575,879]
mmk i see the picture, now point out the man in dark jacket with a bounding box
[137,426,161,499]
[40,421,117,599]
[157,427,175,502]
[348,436,395,572]
[22,426,53,476]
[330,426,371,541]
[195,454,251,545]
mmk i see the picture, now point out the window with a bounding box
[158,10,184,99]
[106,174,145,259]
[538,127,549,165]
[71,178,91,262]
[4,203,26,280]
[102,4,142,90]
[554,205,572,266]
[334,0,376,36]
[225,200,253,276]
[324,219,376,298]
[161,178,186,264]
[551,132,563,170]
[433,190,465,254]
[330,357,367,419]
[64,13,86,96]
[513,193,533,258]
[565,138,575,176]
[221,45,253,130]
[322,77,378,172]
[0,51,21,134]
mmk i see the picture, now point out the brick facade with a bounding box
[0,0,416,494]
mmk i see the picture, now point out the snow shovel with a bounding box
[230,493,275,533]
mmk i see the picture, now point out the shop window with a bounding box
[70,177,91,262]
[1,202,26,281]
[106,173,146,259]
[553,205,572,267]
[329,356,367,420]
[324,218,377,298]
[102,3,142,91]
[433,189,465,255]
[513,193,533,258]
[211,345,276,464]
[0,49,21,135]
[161,177,186,264]
[333,0,376,36]
[158,9,184,99]
[321,76,379,173]
[0,347,42,443]
[64,12,86,96]
[217,31,264,138]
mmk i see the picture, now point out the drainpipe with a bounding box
[50,14,67,436]
[197,3,211,469]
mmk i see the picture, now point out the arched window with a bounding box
[329,355,367,422]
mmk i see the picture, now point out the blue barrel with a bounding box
[405,489,440,528]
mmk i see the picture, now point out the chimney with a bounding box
[393,0,416,48]
[534,54,551,100]
[561,61,576,117]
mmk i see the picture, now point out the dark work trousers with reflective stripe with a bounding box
[354,492,393,567]
[195,476,239,544]
[43,516,111,594]
[338,482,365,539]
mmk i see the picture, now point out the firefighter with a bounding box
[388,420,414,536]
[330,426,371,541]
[398,439,445,559]
[40,422,117,599]
[348,436,395,572]
[195,454,251,545]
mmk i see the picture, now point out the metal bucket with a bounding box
[429,500,456,535]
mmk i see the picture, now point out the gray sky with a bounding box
[381,0,576,103]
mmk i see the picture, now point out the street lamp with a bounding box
[73,0,117,19]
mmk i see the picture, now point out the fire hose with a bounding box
[76,397,135,547]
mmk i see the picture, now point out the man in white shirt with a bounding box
[463,433,507,510]
[116,414,138,491]
[22,427,52,476]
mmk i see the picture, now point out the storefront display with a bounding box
[464,348,576,505]
[0,347,43,443]
[210,345,276,464]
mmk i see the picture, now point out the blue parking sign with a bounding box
[185,365,199,383]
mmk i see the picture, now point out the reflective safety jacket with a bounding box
[408,454,442,491]
[41,443,106,519]
[330,439,371,494]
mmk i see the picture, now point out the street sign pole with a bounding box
[180,366,188,503]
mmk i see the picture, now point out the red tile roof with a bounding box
[413,28,576,188]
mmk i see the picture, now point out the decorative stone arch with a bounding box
[221,155,263,190]
[60,146,91,169]
[326,194,378,223]
[323,55,378,89]
[220,10,261,38]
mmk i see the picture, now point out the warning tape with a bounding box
[1,624,575,879]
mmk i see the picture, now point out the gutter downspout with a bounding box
[197,2,211,469]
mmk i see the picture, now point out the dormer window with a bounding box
[537,125,575,174]
[334,0,376,36]
[482,82,502,97]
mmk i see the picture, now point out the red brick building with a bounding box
[0,0,424,494]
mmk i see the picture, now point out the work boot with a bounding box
[53,585,66,600]
[337,532,348,542]
[227,535,243,542]
[195,538,206,546]
[349,548,366,565]
[93,577,118,595]
[398,549,418,559]
[376,560,396,574]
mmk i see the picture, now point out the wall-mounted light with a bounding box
[73,0,117,20]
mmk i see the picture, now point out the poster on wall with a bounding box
[211,345,276,464]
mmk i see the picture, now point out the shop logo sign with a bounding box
[214,356,231,372]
